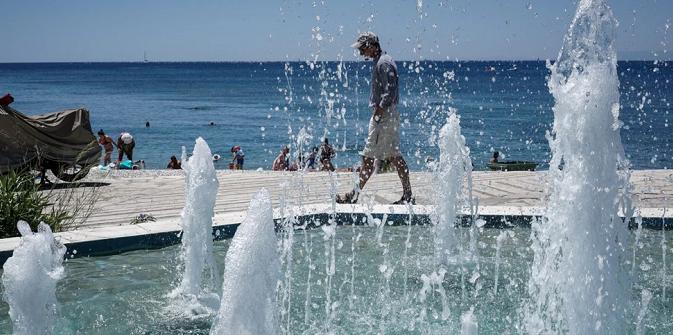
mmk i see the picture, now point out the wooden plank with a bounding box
[46,170,673,230]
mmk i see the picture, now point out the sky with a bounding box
[0,0,670,62]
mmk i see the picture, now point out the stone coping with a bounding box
[0,204,671,266]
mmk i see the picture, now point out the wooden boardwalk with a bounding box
[54,169,673,230]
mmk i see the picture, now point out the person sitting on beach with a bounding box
[490,151,500,163]
[231,146,245,170]
[272,146,290,171]
[320,138,335,171]
[167,155,181,169]
[97,129,115,166]
[116,132,135,162]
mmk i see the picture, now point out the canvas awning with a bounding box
[0,105,101,173]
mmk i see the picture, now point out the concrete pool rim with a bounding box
[0,204,670,266]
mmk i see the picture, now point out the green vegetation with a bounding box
[0,170,72,238]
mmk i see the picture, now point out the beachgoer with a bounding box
[231,146,245,170]
[116,132,135,162]
[0,93,14,107]
[306,146,319,170]
[490,151,499,163]
[167,155,181,169]
[145,121,150,128]
[97,129,115,166]
[272,146,290,171]
[320,138,335,171]
[337,32,413,204]
[134,160,145,170]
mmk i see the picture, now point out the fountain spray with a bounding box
[2,221,66,335]
[210,189,280,335]
[526,0,633,333]
[169,137,221,314]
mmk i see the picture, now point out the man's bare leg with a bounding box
[390,156,413,202]
[357,156,376,192]
[337,156,375,203]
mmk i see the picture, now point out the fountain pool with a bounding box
[0,222,670,334]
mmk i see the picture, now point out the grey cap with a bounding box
[351,32,379,49]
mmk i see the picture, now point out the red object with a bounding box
[0,94,14,106]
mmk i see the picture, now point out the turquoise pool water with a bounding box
[1,224,671,334]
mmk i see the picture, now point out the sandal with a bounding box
[393,193,415,205]
[336,190,358,204]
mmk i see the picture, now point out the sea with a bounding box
[1,61,671,170]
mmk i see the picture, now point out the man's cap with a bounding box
[351,32,379,49]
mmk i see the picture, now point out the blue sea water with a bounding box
[0,61,670,170]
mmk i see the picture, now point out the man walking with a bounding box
[337,32,413,204]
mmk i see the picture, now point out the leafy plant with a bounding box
[0,169,72,238]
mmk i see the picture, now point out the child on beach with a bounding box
[231,146,245,170]
[306,146,319,170]
[97,129,115,165]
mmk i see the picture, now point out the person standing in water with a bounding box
[337,32,413,204]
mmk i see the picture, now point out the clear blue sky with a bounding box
[0,0,670,62]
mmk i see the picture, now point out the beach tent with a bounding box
[0,105,101,178]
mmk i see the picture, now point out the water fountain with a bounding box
[210,189,280,335]
[1,221,66,335]
[433,111,474,264]
[169,137,221,315]
[525,0,634,333]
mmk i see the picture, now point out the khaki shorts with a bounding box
[361,105,401,160]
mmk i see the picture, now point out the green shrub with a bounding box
[0,170,72,238]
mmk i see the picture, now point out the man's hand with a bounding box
[373,106,385,122]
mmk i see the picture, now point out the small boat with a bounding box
[487,161,537,171]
